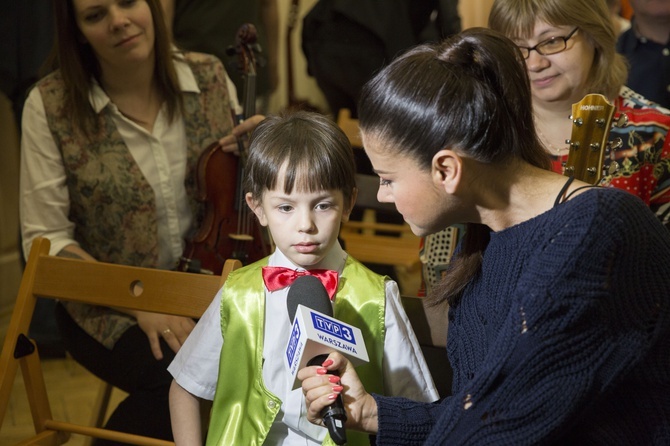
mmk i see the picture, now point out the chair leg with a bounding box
[91,380,114,427]
[83,380,114,446]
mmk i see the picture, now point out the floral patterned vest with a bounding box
[37,52,234,348]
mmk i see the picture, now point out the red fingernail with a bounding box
[322,358,334,367]
[328,376,340,383]
[317,368,327,375]
[332,385,343,392]
[327,393,338,400]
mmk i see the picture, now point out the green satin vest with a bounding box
[206,255,387,446]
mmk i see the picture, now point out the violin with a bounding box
[178,24,271,275]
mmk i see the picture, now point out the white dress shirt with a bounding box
[19,56,240,269]
[169,242,439,445]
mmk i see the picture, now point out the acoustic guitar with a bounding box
[563,93,627,184]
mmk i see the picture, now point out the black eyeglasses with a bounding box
[517,28,579,59]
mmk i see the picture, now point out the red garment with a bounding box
[261,266,339,300]
[553,87,670,228]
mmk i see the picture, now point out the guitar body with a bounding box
[563,94,617,184]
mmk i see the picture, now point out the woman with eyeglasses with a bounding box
[489,0,670,229]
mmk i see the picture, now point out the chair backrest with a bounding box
[0,237,241,446]
[336,108,363,149]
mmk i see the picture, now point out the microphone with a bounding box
[285,275,363,445]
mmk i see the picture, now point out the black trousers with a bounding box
[55,303,175,445]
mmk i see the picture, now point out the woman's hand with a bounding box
[219,114,266,155]
[135,311,196,360]
[298,352,379,434]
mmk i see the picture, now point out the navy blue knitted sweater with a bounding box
[374,187,670,445]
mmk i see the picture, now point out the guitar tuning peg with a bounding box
[573,117,583,126]
[607,137,623,151]
[607,161,620,175]
[614,113,628,128]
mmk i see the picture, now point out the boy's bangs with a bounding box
[282,156,343,195]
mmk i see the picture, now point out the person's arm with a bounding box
[168,289,224,443]
[170,380,203,446]
[20,87,80,259]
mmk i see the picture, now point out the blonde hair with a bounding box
[488,0,628,99]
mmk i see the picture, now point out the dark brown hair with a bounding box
[358,27,551,306]
[46,0,182,134]
[243,110,357,206]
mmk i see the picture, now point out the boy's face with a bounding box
[245,177,354,268]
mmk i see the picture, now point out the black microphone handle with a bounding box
[307,353,347,445]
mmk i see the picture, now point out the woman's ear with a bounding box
[432,149,462,194]
[245,192,268,226]
[341,188,358,223]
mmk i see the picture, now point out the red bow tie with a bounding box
[261,266,339,300]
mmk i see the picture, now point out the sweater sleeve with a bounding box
[374,190,670,445]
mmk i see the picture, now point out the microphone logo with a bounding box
[286,322,302,367]
[311,313,356,344]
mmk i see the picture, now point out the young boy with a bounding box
[168,111,439,445]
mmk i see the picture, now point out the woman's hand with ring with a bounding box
[135,312,196,360]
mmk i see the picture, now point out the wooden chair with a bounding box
[336,109,421,270]
[0,237,241,446]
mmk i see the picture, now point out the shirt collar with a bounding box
[269,242,347,275]
[88,52,200,113]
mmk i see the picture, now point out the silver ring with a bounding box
[162,328,172,336]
